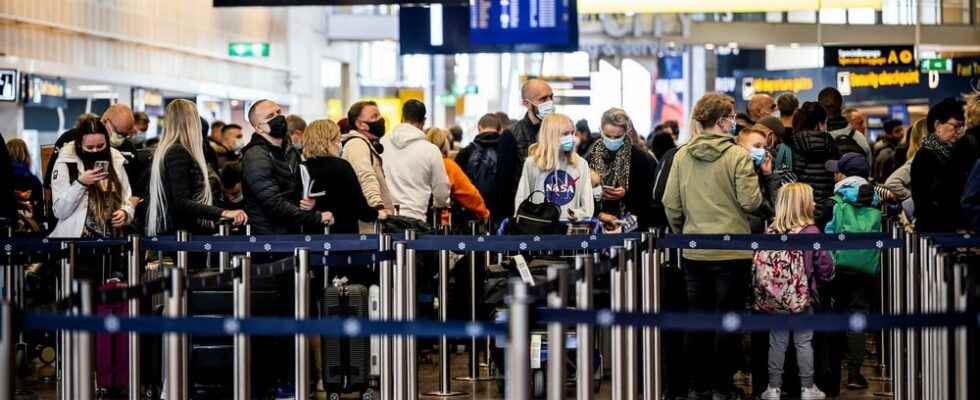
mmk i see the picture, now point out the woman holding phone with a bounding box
[49,116,134,238]
[146,99,247,236]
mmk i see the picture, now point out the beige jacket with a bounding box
[341,131,393,212]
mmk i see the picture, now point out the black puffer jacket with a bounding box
[790,130,839,225]
[240,134,321,234]
[160,144,225,234]
[455,132,508,225]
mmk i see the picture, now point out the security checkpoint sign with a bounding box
[228,42,270,58]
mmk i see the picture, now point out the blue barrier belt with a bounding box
[1,238,128,253]
[405,234,645,252]
[142,239,379,253]
[147,234,378,243]
[534,308,977,332]
[19,312,508,339]
[656,233,902,251]
[922,233,980,250]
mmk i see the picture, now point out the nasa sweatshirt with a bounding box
[514,152,594,221]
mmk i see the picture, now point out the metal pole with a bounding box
[547,266,569,400]
[456,221,494,382]
[642,231,662,400]
[218,222,231,273]
[952,259,968,400]
[506,280,530,400]
[393,242,406,400]
[295,248,311,400]
[165,267,185,400]
[233,256,251,400]
[425,249,466,397]
[405,231,418,400]
[58,241,75,400]
[128,235,142,400]
[907,234,920,400]
[0,299,13,400]
[872,221,891,387]
[575,254,594,400]
[75,280,94,400]
[623,239,639,400]
[379,234,393,400]
[176,230,189,400]
[610,246,626,400]
[889,224,904,400]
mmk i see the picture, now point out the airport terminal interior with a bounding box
[0,0,979,399]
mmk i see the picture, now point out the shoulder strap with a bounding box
[66,162,79,184]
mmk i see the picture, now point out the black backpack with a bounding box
[465,144,498,200]
[509,191,562,235]
[834,130,867,158]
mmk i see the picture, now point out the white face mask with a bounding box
[534,100,555,120]
[109,131,126,148]
[233,138,246,151]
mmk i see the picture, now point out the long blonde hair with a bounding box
[146,99,212,236]
[905,118,927,161]
[425,127,452,157]
[529,113,578,171]
[303,119,342,159]
[965,90,980,129]
[770,183,815,234]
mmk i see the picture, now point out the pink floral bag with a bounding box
[752,227,811,313]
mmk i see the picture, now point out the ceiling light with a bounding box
[790,43,800,48]
[705,43,716,50]
[728,42,739,49]
[78,85,111,92]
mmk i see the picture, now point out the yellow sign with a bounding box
[325,99,344,122]
[956,61,980,78]
[751,77,814,94]
[848,69,920,89]
[579,0,883,13]
[39,80,64,97]
[836,49,914,67]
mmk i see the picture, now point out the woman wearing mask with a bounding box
[585,108,656,231]
[50,117,134,238]
[299,119,384,234]
[145,99,247,236]
[911,98,966,233]
[790,102,839,227]
[426,127,491,224]
[6,139,45,233]
[514,113,594,221]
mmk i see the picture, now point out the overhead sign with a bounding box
[132,87,165,116]
[921,58,953,74]
[824,45,915,68]
[470,0,574,46]
[215,0,465,5]
[228,42,269,58]
[0,69,18,102]
[578,0,883,13]
[23,74,67,109]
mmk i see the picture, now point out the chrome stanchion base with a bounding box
[453,376,496,382]
[423,390,469,397]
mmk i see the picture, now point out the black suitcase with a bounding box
[320,282,375,400]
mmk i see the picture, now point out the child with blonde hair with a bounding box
[753,182,835,400]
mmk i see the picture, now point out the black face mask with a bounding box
[366,118,386,138]
[78,148,109,170]
[267,115,288,139]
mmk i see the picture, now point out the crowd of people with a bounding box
[2,78,979,400]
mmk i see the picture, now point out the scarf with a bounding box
[920,132,953,162]
[587,136,632,191]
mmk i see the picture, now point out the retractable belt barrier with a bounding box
[1,228,977,400]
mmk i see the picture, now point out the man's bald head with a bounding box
[521,79,552,102]
[102,103,135,136]
[747,94,775,123]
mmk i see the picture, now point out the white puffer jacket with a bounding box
[49,143,134,238]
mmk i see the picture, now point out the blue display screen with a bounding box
[469,0,573,45]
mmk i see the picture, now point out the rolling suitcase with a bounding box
[320,278,375,400]
[95,278,128,397]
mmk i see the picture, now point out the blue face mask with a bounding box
[749,147,767,166]
[559,135,575,152]
[602,136,625,152]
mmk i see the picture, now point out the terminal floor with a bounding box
[19,352,887,400]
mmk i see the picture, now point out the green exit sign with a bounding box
[228,42,270,58]
[921,58,952,73]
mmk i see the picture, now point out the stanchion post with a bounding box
[0,299,13,400]
[176,230,189,400]
[575,253,594,400]
[456,221,494,382]
[128,235,142,400]
[623,239,639,400]
[906,234,919,400]
[233,256,251,400]
[609,246,626,400]
[424,248,466,397]
[75,280,94,400]
[295,248,311,400]
[165,266,186,400]
[889,224,904,400]
[506,280,530,400]
[379,234,393,400]
[58,241,75,400]
[642,229,662,400]
[952,258,968,400]
[546,266,569,400]
[218,221,231,273]
[405,231,418,400]
[393,241,406,400]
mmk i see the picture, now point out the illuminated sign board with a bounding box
[578,0,883,13]
[23,74,67,109]
[824,45,915,68]
[132,87,165,116]
[921,58,953,74]
[215,0,464,5]
[470,0,574,46]
[0,69,18,102]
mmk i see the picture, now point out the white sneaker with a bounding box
[801,386,827,400]
[760,387,781,400]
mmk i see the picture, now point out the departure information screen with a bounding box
[469,0,573,45]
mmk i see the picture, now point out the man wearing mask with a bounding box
[342,100,393,232]
[241,99,333,235]
[132,112,150,148]
[747,94,777,125]
[287,114,306,151]
[497,79,554,222]
[211,123,242,169]
[380,100,450,223]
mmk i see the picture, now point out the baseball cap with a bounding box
[825,152,869,178]
[755,116,786,138]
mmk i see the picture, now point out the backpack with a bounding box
[834,129,867,158]
[509,190,562,235]
[752,227,811,313]
[829,195,882,274]
[465,144,498,201]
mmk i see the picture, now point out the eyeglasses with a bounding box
[944,121,965,132]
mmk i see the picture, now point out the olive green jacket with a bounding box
[662,132,763,261]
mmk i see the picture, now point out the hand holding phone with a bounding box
[94,160,110,173]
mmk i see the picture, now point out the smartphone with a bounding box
[94,161,109,172]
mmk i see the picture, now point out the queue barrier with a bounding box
[0,228,975,400]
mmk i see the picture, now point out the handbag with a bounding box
[509,190,562,235]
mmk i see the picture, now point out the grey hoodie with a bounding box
[379,123,451,222]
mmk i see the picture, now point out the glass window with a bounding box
[322,59,342,88]
[848,8,877,24]
[787,11,817,23]
[819,8,847,23]
[941,0,971,24]
[766,12,784,23]
[358,41,398,85]
[401,54,431,86]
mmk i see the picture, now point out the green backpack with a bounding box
[829,196,882,274]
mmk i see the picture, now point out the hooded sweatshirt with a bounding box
[662,132,762,261]
[379,123,451,222]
